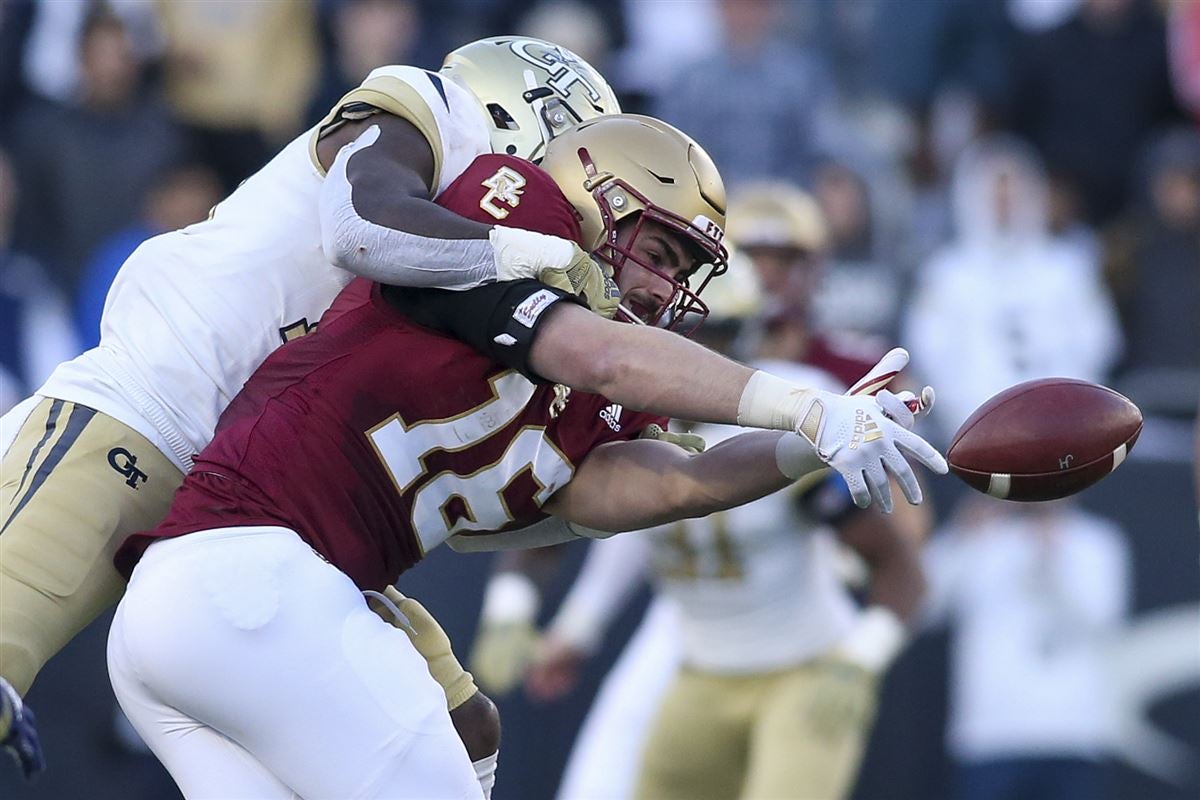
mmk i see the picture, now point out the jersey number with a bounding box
[660,514,744,581]
[367,372,572,553]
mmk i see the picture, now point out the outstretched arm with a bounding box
[317,114,495,287]
[544,431,801,532]
[529,302,751,426]
[532,304,947,511]
[395,282,945,514]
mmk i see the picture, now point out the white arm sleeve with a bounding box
[546,532,653,654]
[319,124,498,289]
[445,516,584,553]
[320,124,580,290]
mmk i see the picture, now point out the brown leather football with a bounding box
[947,378,1143,501]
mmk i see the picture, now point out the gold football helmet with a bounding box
[725,182,827,253]
[441,36,620,162]
[540,114,728,331]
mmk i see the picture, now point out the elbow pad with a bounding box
[318,124,496,288]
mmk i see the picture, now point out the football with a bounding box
[947,378,1143,501]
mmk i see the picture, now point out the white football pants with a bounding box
[108,526,482,800]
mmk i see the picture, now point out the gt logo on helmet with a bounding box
[509,39,603,103]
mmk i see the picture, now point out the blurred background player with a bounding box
[471,184,932,800]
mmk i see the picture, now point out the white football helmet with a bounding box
[441,36,621,162]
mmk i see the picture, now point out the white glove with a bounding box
[747,348,947,511]
[491,226,576,282]
[800,390,944,512]
[490,227,619,317]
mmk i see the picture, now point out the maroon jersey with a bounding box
[117,155,666,590]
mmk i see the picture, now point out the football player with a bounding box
[0,36,933,782]
[0,35,621,776]
[523,184,931,800]
[104,115,943,799]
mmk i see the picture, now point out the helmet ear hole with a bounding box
[442,37,621,160]
[487,104,519,131]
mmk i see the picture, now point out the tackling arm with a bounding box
[317,115,606,299]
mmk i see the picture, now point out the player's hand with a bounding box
[640,423,707,454]
[803,658,879,740]
[846,347,936,429]
[1,677,45,780]
[469,619,539,695]
[797,349,946,511]
[538,247,620,319]
[368,588,478,710]
[489,226,620,317]
[525,635,587,703]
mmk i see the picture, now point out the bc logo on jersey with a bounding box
[480,166,527,220]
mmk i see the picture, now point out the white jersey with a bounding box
[649,361,858,674]
[38,66,491,471]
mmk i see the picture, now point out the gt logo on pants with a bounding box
[108,447,148,489]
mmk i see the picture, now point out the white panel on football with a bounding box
[986,473,1011,499]
[1111,442,1127,471]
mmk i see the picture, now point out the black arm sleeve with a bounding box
[383,280,585,383]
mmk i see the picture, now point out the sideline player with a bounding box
[105,115,944,799]
[0,35,623,776]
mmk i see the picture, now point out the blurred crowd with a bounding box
[0,0,1196,425]
[0,1,1196,799]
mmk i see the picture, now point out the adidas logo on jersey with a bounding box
[599,403,623,432]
